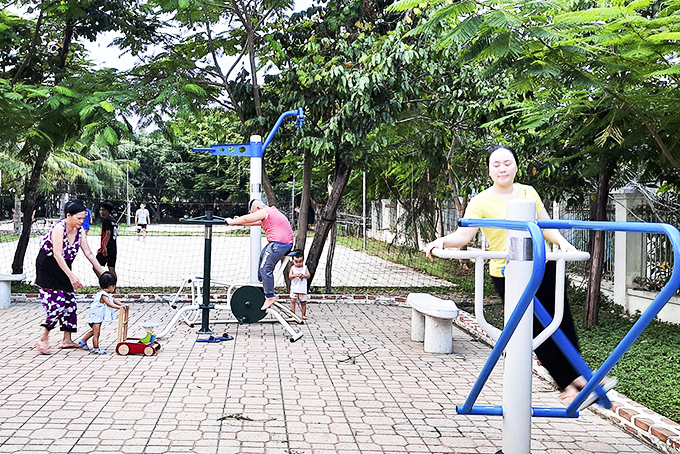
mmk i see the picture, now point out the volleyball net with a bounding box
[0,219,457,292]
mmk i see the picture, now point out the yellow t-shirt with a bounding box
[464,183,545,278]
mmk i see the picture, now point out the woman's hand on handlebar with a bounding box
[424,239,444,261]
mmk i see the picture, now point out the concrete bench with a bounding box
[0,274,26,309]
[408,293,460,354]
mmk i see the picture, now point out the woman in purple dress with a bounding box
[35,200,105,355]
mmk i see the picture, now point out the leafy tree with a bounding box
[267,0,472,284]
[130,0,296,205]
[0,3,163,274]
[391,0,680,324]
[120,111,246,219]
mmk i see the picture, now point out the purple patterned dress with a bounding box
[35,220,83,332]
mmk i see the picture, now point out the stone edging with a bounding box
[11,292,680,453]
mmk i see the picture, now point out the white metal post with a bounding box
[126,163,131,226]
[502,199,536,454]
[249,135,263,284]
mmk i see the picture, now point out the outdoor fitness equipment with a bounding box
[430,199,680,454]
[156,108,305,342]
[156,270,304,342]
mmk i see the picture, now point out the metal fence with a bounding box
[560,204,615,281]
[633,203,677,291]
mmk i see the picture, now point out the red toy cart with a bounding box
[116,306,161,356]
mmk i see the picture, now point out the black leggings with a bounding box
[491,261,580,390]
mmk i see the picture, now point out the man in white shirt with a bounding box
[135,203,151,241]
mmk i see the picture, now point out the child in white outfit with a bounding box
[78,271,126,354]
[289,250,311,320]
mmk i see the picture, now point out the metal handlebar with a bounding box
[452,218,546,414]
[429,247,589,345]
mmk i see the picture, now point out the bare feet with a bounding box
[36,340,51,355]
[261,297,276,311]
[57,340,81,349]
[560,384,581,404]
[560,376,587,404]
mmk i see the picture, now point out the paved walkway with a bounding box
[0,299,662,454]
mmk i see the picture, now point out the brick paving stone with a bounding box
[0,300,668,454]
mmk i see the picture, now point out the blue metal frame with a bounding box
[539,219,680,415]
[454,218,680,419]
[191,108,304,157]
[533,297,612,412]
[456,218,546,416]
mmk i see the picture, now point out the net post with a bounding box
[198,210,215,335]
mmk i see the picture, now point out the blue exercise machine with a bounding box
[431,199,680,454]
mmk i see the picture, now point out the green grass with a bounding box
[571,293,680,423]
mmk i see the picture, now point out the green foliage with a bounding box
[571,291,680,423]
[392,0,680,203]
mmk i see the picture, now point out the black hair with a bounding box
[100,202,114,213]
[99,271,117,289]
[486,145,519,167]
[64,200,87,216]
[288,249,304,258]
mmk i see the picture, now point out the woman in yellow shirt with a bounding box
[424,145,586,403]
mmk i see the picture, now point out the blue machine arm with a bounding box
[452,217,680,418]
[192,107,304,157]
[262,108,305,153]
[538,219,680,414]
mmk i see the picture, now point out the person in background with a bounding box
[82,206,93,237]
[226,199,293,311]
[35,200,105,355]
[96,202,118,276]
[135,203,151,241]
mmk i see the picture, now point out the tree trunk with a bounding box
[325,220,337,293]
[12,146,49,274]
[262,164,276,207]
[306,154,352,285]
[584,169,611,325]
[294,152,312,251]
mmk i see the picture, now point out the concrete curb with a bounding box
[11,291,680,453]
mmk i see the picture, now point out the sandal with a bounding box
[577,377,618,411]
[77,339,89,350]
